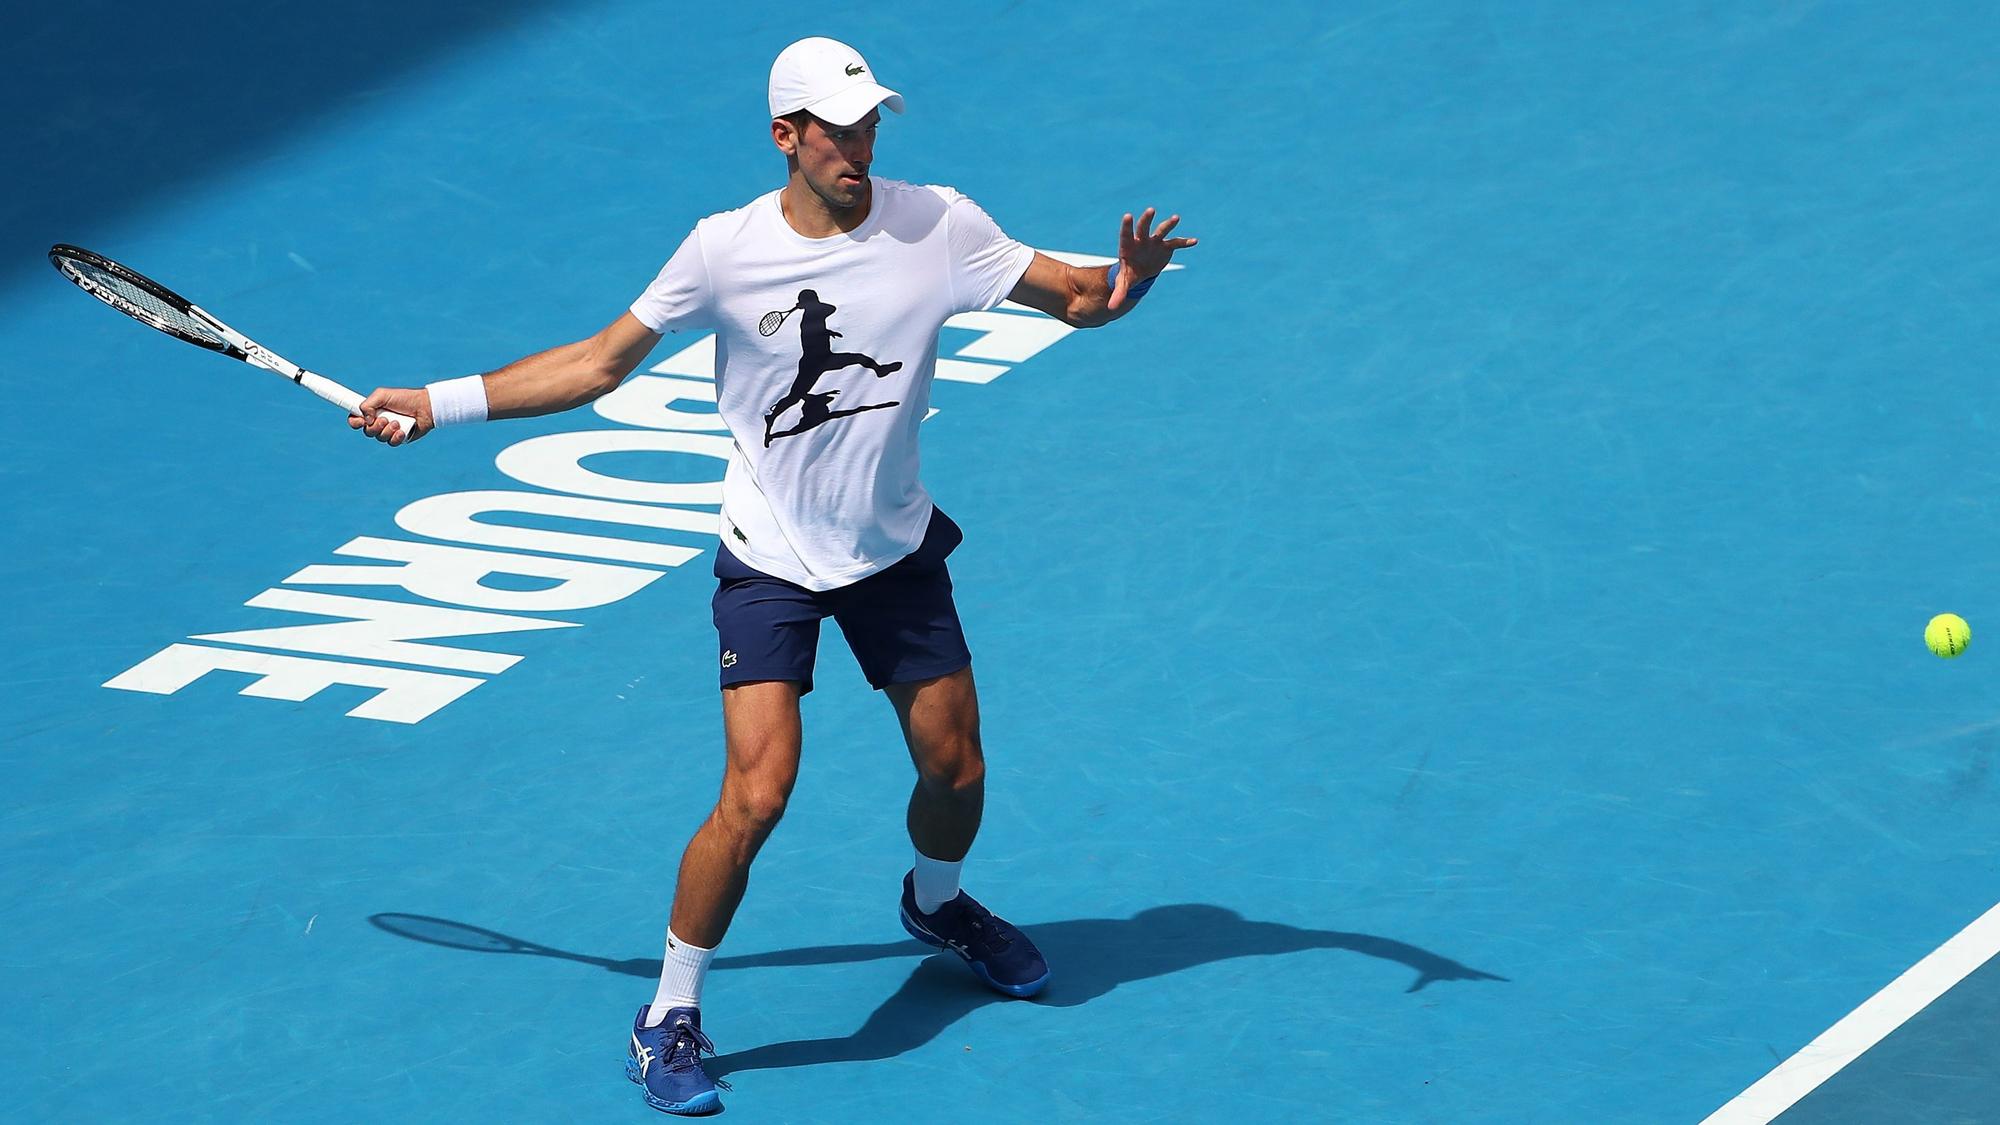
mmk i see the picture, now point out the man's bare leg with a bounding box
[888,665,1049,996]
[888,666,985,863]
[632,685,798,1106]
[668,679,804,947]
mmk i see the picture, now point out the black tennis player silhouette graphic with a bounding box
[760,289,904,447]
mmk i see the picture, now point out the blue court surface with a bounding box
[6,3,1999,1121]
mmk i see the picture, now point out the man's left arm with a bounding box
[1007,208,1197,328]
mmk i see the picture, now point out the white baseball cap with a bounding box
[768,37,904,127]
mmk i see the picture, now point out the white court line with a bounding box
[1702,900,2000,1124]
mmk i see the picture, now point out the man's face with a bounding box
[779,108,880,212]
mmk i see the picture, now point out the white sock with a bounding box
[912,851,963,914]
[645,928,716,1026]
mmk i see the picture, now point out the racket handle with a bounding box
[300,369,418,437]
[374,408,420,437]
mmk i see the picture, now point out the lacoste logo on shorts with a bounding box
[721,650,738,668]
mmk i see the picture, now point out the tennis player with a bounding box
[353,36,1195,1115]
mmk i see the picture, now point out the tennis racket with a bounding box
[758,305,799,336]
[48,244,416,434]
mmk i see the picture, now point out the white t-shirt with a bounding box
[629,178,1034,591]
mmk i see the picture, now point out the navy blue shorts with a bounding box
[712,509,971,694]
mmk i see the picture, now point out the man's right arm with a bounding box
[352,311,663,445]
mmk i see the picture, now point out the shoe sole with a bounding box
[900,906,1051,998]
[625,1058,722,1116]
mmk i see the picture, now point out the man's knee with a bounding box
[718,777,792,839]
[915,730,984,794]
[715,693,802,844]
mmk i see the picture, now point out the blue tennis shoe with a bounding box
[898,871,1050,997]
[626,1006,722,1116]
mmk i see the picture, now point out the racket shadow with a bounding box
[365,912,921,979]
[369,907,1507,1078]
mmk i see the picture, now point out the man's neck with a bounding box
[780,176,871,238]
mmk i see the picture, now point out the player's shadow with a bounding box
[369,905,1505,1077]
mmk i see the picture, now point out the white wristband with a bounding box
[425,374,489,426]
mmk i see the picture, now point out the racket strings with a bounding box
[57,257,226,348]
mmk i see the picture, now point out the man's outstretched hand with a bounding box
[1108,207,1198,310]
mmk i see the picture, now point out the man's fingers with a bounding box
[356,392,393,440]
[1111,209,1197,309]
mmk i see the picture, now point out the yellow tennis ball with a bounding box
[1926,613,1971,658]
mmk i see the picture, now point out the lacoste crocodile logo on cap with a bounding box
[845,63,865,76]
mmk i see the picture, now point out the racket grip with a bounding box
[373,408,420,437]
[299,369,418,438]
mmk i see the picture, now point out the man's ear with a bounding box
[771,117,796,156]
